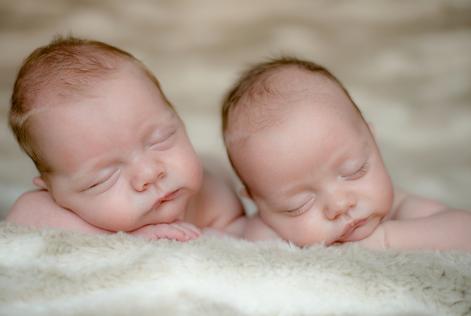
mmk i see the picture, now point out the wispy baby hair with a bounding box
[9,35,167,173]
[221,56,361,136]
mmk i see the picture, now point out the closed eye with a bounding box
[149,129,176,150]
[82,169,120,193]
[345,162,369,180]
[284,196,315,217]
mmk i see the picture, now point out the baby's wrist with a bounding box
[357,223,389,250]
[376,223,389,250]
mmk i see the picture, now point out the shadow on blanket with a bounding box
[0,222,470,316]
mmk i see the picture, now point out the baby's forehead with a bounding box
[243,66,346,111]
[28,62,145,111]
[226,67,353,142]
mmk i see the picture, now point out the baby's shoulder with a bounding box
[390,188,447,220]
[186,169,243,228]
[6,190,104,233]
[6,190,55,222]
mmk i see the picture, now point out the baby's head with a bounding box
[9,36,203,232]
[222,57,394,246]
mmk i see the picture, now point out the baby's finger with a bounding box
[172,222,200,240]
[133,224,186,241]
[156,225,187,241]
[177,221,201,237]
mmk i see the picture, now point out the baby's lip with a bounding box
[152,189,181,209]
[160,189,181,202]
[338,218,369,242]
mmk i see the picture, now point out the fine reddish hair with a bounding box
[220,57,363,188]
[9,36,170,173]
[221,56,361,136]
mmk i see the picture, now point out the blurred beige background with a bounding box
[1,0,470,218]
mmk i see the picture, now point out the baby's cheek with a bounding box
[172,147,203,189]
[82,192,137,231]
[371,175,394,215]
[187,159,203,189]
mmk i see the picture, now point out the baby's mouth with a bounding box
[338,218,369,242]
[161,189,181,202]
[151,189,181,210]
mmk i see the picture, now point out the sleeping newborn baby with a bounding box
[221,57,471,251]
[6,36,245,240]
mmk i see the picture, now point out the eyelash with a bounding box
[149,130,176,150]
[286,208,306,216]
[346,162,369,180]
[285,197,315,216]
[85,170,119,192]
[87,182,101,190]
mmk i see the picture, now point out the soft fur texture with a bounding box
[1,222,470,316]
[1,3,470,315]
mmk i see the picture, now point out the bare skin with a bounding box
[7,63,244,241]
[225,66,471,251]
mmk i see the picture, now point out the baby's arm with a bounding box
[193,170,246,237]
[130,221,200,241]
[243,215,281,241]
[360,195,471,251]
[6,190,108,234]
[7,190,200,241]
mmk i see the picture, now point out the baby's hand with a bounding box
[131,221,201,241]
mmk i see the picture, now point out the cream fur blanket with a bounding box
[1,222,470,316]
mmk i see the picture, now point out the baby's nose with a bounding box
[324,191,356,220]
[131,157,166,192]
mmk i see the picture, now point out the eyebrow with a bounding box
[268,195,310,213]
[264,148,371,205]
[258,185,306,212]
[333,141,370,168]
[144,120,178,141]
[71,155,118,185]
[142,110,179,136]
[69,110,179,184]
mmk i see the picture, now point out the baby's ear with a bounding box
[33,176,49,190]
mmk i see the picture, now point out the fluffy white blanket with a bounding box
[0,222,470,316]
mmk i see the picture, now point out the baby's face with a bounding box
[29,65,203,231]
[229,75,394,246]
